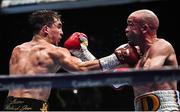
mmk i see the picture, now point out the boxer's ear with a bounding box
[141,24,148,34]
[42,25,49,34]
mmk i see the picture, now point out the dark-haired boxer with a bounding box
[5,9,139,111]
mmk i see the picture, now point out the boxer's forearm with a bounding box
[79,59,101,71]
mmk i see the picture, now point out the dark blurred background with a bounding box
[0,0,179,110]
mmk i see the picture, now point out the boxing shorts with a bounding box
[3,96,48,111]
[134,90,180,111]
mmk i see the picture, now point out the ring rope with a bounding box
[0,67,179,91]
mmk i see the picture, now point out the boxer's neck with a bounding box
[33,34,53,44]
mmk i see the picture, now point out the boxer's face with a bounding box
[48,18,63,46]
[125,15,143,46]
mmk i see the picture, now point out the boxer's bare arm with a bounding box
[56,47,100,72]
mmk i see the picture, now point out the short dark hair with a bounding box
[29,10,61,34]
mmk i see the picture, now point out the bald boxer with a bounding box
[4,10,139,111]
[125,9,179,111]
[65,9,180,111]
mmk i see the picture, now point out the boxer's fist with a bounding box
[114,44,140,66]
[64,32,95,61]
[64,32,88,50]
[99,43,140,70]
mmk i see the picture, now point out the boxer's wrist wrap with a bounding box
[135,90,180,111]
[99,53,120,71]
[70,44,96,61]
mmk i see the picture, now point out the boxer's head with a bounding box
[125,9,159,46]
[29,10,63,46]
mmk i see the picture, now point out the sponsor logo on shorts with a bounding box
[135,94,160,111]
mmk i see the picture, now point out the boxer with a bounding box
[6,10,139,111]
[126,9,179,111]
[65,9,180,111]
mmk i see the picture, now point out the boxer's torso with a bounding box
[134,39,177,97]
[9,36,62,101]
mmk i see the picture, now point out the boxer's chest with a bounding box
[138,50,150,68]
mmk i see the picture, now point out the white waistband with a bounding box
[135,90,180,111]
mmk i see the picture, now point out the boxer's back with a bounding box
[9,38,61,101]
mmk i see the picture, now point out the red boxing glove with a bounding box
[64,32,88,50]
[114,44,140,66]
[99,43,140,70]
[64,32,95,61]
